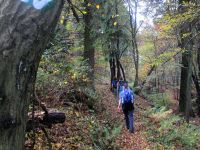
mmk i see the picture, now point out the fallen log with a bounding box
[43,112,66,125]
[26,89,66,132]
[26,111,66,132]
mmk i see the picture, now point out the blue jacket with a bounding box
[119,88,134,104]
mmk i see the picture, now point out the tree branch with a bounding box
[66,0,85,16]
[66,0,80,22]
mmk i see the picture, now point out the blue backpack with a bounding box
[122,89,134,111]
[112,80,117,89]
[118,80,124,92]
[123,90,133,104]
[119,80,124,86]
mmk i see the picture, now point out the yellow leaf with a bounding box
[60,19,64,25]
[88,3,92,6]
[96,4,100,9]
[75,111,80,117]
[55,143,62,148]
[53,70,59,75]
[114,21,117,26]
[82,11,87,14]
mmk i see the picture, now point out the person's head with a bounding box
[124,81,128,89]
[113,77,117,80]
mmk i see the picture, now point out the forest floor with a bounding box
[25,83,153,150]
[25,82,200,150]
[96,84,151,150]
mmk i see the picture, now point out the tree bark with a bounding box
[195,21,200,116]
[192,72,200,116]
[83,0,95,88]
[141,65,156,87]
[178,0,192,120]
[197,35,200,77]
[179,53,190,112]
[0,0,63,149]
[134,36,139,87]
[116,57,121,80]
[119,61,126,81]
[109,56,116,86]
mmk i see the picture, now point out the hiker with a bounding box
[117,77,124,101]
[118,82,135,133]
[111,77,118,93]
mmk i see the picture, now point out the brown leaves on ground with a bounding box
[96,84,151,150]
[25,102,94,150]
[26,83,152,150]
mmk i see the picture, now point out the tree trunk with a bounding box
[179,42,193,115]
[83,0,95,88]
[112,58,116,78]
[126,0,139,87]
[141,65,156,88]
[109,56,116,86]
[197,37,200,77]
[192,72,200,116]
[119,61,126,81]
[178,0,192,116]
[195,21,200,116]
[116,56,121,80]
[179,41,193,122]
[0,1,63,149]
[133,37,139,87]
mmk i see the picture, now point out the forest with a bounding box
[0,0,200,149]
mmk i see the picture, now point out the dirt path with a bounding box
[96,84,151,150]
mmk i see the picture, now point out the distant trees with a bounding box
[126,0,139,87]
[139,0,200,119]
[100,0,131,84]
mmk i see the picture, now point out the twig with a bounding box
[41,127,52,150]
[31,96,36,149]
[66,0,80,22]
[34,90,48,115]
[66,0,85,16]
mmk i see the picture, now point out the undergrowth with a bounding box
[141,90,200,149]
[143,91,170,108]
[90,121,122,150]
[144,107,200,149]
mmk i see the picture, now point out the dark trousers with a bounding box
[123,109,134,133]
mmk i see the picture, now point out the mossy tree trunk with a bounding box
[109,53,116,86]
[83,0,95,89]
[193,17,200,116]
[178,0,192,121]
[0,0,63,149]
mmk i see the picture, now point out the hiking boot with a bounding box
[129,128,134,133]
